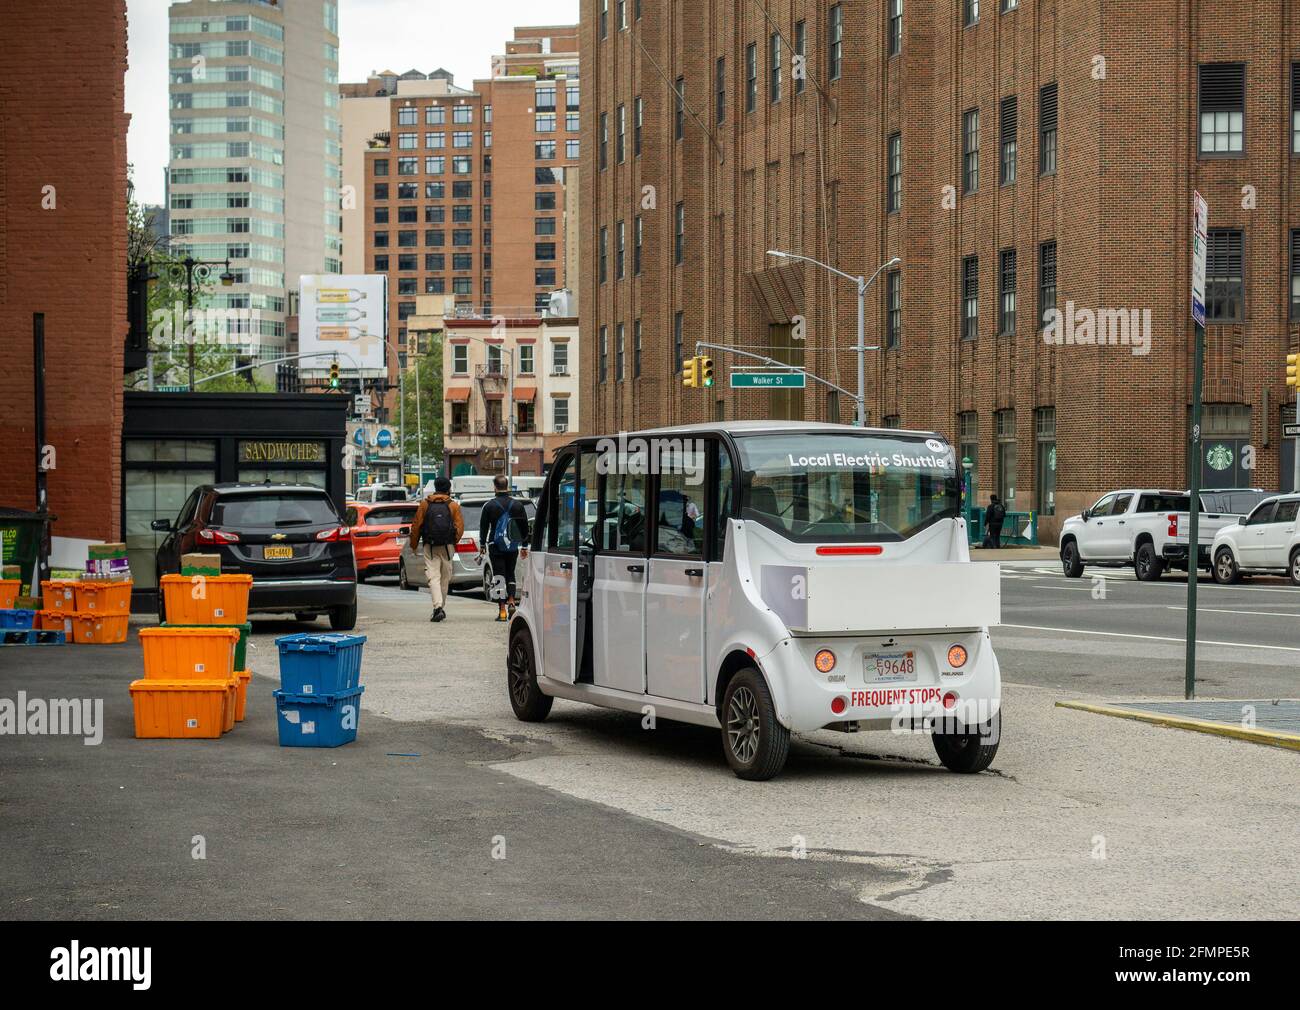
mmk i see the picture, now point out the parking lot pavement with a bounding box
[348,579,1300,920]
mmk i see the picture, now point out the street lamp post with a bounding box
[166,255,234,392]
[767,251,900,426]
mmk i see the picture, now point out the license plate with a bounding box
[865,651,915,683]
[263,546,294,559]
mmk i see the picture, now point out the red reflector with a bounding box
[744,646,756,659]
[942,691,958,710]
[830,696,847,715]
[816,545,883,556]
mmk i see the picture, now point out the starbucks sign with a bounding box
[1206,443,1233,471]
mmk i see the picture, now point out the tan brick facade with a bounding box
[581,1,1300,540]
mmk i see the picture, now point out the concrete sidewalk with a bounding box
[970,545,1059,562]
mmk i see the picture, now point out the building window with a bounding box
[1199,63,1245,156]
[599,226,608,283]
[553,397,569,431]
[634,96,643,155]
[599,326,608,382]
[535,217,556,235]
[599,0,608,39]
[534,141,556,161]
[634,216,643,275]
[673,311,684,372]
[965,0,979,26]
[886,132,902,212]
[1292,63,1300,154]
[616,103,626,162]
[615,323,625,380]
[745,43,758,112]
[1038,240,1057,328]
[426,106,445,126]
[1039,83,1057,175]
[1205,229,1244,322]
[962,256,979,340]
[769,33,782,104]
[599,112,608,170]
[962,108,979,192]
[1291,229,1300,320]
[452,344,468,374]
[885,268,902,349]
[674,202,685,264]
[887,0,902,57]
[1002,0,1019,10]
[675,77,686,140]
[535,268,556,287]
[996,409,1016,505]
[959,411,978,503]
[634,319,642,377]
[453,106,472,124]
[617,0,626,30]
[552,341,568,374]
[1198,404,1253,489]
[615,220,625,279]
[999,95,1017,184]
[794,21,806,94]
[716,57,726,124]
[999,248,1016,335]
[1035,407,1055,516]
[828,4,843,81]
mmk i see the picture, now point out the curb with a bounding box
[1055,700,1300,753]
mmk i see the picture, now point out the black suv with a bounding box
[152,483,358,629]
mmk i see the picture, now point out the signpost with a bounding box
[1186,191,1208,701]
[729,371,807,389]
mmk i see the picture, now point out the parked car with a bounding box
[152,482,357,629]
[353,482,412,504]
[344,501,418,582]
[397,497,535,597]
[1210,493,1300,585]
[1058,488,1263,581]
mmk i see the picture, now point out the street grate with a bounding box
[1119,700,1300,737]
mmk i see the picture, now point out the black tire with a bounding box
[932,709,1001,773]
[1213,547,1241,585]
[1134,541,1165,582]
[155,569,168,624]
[482,561,495,601]
[356,570,367,584]
[398,561,413,591]
[1060,539,1084,578]
[1290,548,1300,588]
[329,603,357,631]
[721,668,790,781]
[295,612,317,623]
[507,629,552,721]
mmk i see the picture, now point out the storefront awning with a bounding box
[513,386,537,401]
[444,386,471,402]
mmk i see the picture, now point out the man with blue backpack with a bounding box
[478,475,530,622]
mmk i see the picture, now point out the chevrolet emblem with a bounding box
[270,533,287,540]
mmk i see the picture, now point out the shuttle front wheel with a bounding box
[721,669,790,781]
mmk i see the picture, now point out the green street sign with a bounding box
[730,371,807,389]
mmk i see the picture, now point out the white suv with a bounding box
[1209,494,1300,585]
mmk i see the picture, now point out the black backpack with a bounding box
[422,500,456,546]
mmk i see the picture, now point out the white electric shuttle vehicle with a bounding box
[506,422,1002,780]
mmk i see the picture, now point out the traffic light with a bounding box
[328,360,340,389]
[700,356,715,387]
[1288,352,1298,388]
[682,355,698,388]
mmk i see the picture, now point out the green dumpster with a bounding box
[0,507,52,596]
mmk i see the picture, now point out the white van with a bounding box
[506,421,1002,780]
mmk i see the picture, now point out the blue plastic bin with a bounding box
[273,633,366,695]
[273,685,364,748]
[0,609,36,630]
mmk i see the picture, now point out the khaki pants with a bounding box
[423,543,454,609]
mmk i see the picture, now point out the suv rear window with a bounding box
[365,506,417,526]
[211,492,338,528]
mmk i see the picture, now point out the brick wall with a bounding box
[0,0,128,541]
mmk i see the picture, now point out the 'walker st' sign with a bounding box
[730,371,807,389]
[1191,191,1208,327]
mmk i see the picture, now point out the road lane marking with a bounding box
[1165,606,1300,618]
[1030,569,1300,594]
[1031,585,1099,592]
[999,623,1300,653]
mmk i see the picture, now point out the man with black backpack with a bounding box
[983,493,1007,549]
[410,475,464,622]
[478,475,530,623]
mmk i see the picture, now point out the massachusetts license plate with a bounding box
[865,651,915,683]
[263,546,294,559]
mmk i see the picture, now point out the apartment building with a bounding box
[352,26,581,401]
[442,316,581,476]
[581,0,1300,539]
[167,0,342,362]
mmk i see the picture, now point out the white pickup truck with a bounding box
[1058,488,1274,581]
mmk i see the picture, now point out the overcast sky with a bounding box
[126,0,580,204]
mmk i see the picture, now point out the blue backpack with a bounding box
[491,504,522,553]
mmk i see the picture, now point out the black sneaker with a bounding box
[432,608,446,623]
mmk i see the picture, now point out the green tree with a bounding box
[399,335,444,475]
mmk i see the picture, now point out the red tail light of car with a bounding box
[1167,513,1179,538]
[315,526,352,542]
[197,527,240,544]
[455,537,478,554]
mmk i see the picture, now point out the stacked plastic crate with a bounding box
[273,634,366,747]
[128,573,253,739]
[38,579,132,645]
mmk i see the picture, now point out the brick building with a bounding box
[581,0,1300,540]
[352,26,581,415]
[0,0,129,542]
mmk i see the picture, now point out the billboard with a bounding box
[298,274,388,374]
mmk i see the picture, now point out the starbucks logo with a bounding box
[1206,444,1233,471]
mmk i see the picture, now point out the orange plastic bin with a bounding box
[67,611,130,644]
[73,580,133,613]
[159,573,252,624]
[37,610,74,636]
[235,670,251,722]
[139,626,240,680]
[39,580,77,610]
[0,580,22,609]
[129,678,228,739]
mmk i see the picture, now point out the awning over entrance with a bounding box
[444,385,471,402]
[513,385,537,401]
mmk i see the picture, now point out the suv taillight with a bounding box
[316,526,352,542]
[197,527,240,544]
[455,537,477,554]
[1167,513,1178,537]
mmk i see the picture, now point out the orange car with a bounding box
[344,501,418,582]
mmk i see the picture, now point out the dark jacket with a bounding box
[479,493,529,553]
[410,493,464,552]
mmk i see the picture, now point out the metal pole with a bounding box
[415,360,423,482]
[185,260,196,392]
[1185,319,1205,700]
[1294,393,1299,493]
[33,313,50,591]
[507,347,515,482]
[855,277,866,426]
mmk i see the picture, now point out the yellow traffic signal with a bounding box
[1288,352,1298,388]
[682,355,698,388]
[329,360,340,388]
[700,356,715,387]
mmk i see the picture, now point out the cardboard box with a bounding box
[87,542,128,561]
[1,565,20,580]
[180,553,223,577]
